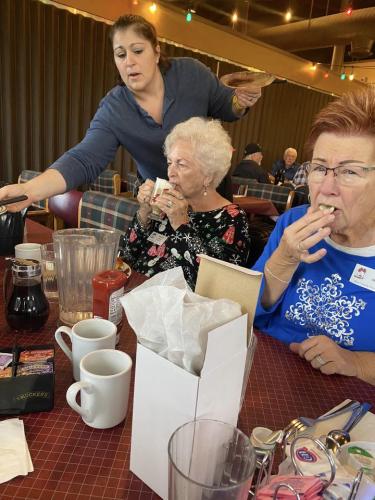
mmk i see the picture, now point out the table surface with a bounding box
[1,220,375,500]
[233,195,279,217]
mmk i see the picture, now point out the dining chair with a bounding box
[231,177,295,214]
[89,169,121,195]
[48,190,83,230]
[247,216,276,267]
[231,177,291,267]
[78,190,139,233]
[123,171,140,197]
[292,184,310,207]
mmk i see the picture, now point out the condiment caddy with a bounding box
[0,344,55,414]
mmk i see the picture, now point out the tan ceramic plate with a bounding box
[220,71,275,89]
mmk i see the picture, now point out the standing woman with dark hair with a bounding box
[0,14,261,210]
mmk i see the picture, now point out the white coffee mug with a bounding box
[55,318,116,381]
[66,349,132,429]
[15,243,42,261]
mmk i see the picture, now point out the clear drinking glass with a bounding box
[53,228,120,326]
[168,419,256,500]
[40,243,59,301]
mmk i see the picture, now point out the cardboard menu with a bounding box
[130,255,263,499]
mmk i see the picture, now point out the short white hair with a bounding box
[164,117,233,188]
[284,147,297,157]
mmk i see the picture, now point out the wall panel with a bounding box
[0,0,332,184]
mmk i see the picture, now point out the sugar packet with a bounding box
[0,353,13,371]
[19,349,54,363]
[16,362,53,376]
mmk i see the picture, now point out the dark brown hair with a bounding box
[109,14,170,74]
[305,87,375,156]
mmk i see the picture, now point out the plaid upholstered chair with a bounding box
[231,177,295,214]
[292,184,309,207]
[123,171,140,197]
[89,169,121,195]
[18,169,50,223]
[231,177,296,267]
[78,190,139,233]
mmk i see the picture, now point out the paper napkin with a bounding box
[0,418,34,483]
[312,399,375,442]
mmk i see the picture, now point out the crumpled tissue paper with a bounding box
[121,267,242,374]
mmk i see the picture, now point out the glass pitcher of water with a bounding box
[53,228,120,326]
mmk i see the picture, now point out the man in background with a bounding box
[271,147,300,184]
[233,143,270,183]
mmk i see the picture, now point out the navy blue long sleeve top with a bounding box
[51,57,239,190]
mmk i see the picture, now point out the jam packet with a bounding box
[0,353,13,370]
[19,349,54,363]
[0,367,12,378]
[16,362,53,376]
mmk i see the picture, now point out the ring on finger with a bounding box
[297,241,304,252]
[315,355,326,367]
[167,200,173,208]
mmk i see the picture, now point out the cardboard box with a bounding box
[0,344,55,414]
[130,256,262,499]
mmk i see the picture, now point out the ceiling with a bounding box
[161,0,375,65]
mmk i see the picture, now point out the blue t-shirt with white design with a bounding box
[252,205,375,352]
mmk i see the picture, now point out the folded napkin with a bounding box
[0,418,33,483]
[312,400,375,442]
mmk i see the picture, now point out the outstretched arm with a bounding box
[0,169,67,212]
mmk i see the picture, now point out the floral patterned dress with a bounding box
[119,204,251,289]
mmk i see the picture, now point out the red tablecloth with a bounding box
[234,195,279,217]
[1,221,375,499]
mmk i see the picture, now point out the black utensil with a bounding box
[1,195,28,206]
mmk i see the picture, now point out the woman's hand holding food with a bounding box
[276,206,335,266]
[136,179,154,224]
[262,207,335,308]
[154,188,189,230]
[290,335,358,377]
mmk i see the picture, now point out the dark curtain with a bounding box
[0,0,333,183]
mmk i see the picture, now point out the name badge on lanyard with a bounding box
[147,232,168,246]
[349,264,375,292]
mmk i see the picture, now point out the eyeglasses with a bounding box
[306,162,375,186]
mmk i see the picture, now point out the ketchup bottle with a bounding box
[92,270,127,344]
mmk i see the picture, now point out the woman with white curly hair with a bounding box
[119,117,250,288]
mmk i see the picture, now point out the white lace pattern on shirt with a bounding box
[285,273,366,346]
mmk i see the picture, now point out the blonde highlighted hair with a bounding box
[305,87,375,155]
